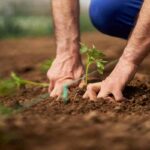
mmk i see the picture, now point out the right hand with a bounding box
[83,57,138,101]
[47,53,84,98]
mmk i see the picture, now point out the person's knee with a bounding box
[89,0,120,35]
[89,0,134,39]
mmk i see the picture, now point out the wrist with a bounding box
[121,37,150,65]
[56,43,81,58]
[55,49,82,66]
[117,57,138,83]
[119,54,138,69]
[108,56,138,87]
[121,46,142,66]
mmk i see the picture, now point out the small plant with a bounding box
[62,43,107,104]
[40,59,53,73]
[0,72,49,96]
[80,43,107,84]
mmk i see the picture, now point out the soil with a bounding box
[0,32,150,150]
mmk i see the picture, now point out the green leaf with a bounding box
[96,61,105,74]
[11,72,25,88]
[0,72,26,96]
[89,56,95,63]
[0,72,49,96]
[87,45,105,61]
[80,43,107,84]
[0,79,17,96]
[80,43,89,54]
[92,49,104,59]
[100,60,108,64]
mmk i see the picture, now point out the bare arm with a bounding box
[52,0,80,56]
[122,0,150,65]
[47,0,84,98]
[84,0,150,101]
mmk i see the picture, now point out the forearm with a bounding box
[121,0,150,65]
[51,0,80,57]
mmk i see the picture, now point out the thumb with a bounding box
[113,91,125,102]
[50,79,74,98]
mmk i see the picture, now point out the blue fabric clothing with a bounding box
[89,0,143,39]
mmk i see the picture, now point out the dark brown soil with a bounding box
[0,33,150,150]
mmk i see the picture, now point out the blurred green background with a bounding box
[0,0,95,39]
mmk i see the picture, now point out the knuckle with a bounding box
[100,82,106,88]
[47,70,51,78]
[88,83,94,87]
[47,72,56,81]
[97,90,109,98]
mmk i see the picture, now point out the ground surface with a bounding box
[0,32,150,150]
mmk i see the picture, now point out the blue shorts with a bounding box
[89,0,143,39]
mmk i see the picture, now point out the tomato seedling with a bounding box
[62,43,107,103]
[0,72,49,96]
[80,43,107,84]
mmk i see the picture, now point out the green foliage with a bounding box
[0,15,94,39]
[0,73,24,96]
[0,16,23,39]
[0,72,49,96]
[40,59,53,73]
[80,43,107,84]
[0,16,52,39]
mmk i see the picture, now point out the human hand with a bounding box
[47,53,84,98]
[83,58,138,101]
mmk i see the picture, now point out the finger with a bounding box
[79,80,86,88]
[88,90,97,101]
[84,83,101,100]
[97,90,110,99]
[83,91,89,99]
[88,83,101,92]
[48,81,54,94]
[56,95,61,101]
[50,86,62,98]
[50,79,74,98]
[83,83,100,99]
[83,89,96,100]
[113,91,125,102]
[87,85,97,100]
[97,91,110,98]
[104,96,115,102]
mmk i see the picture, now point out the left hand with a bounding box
[83,58,138,101]
[47,53,84,98]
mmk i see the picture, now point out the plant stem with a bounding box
[23,80,49,87]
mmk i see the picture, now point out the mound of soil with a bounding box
[0,78,150,150]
